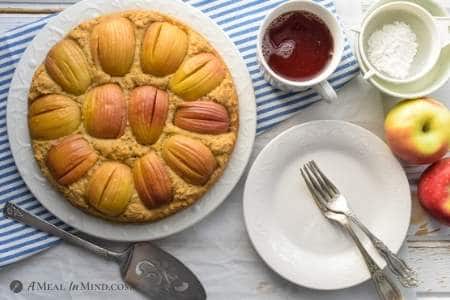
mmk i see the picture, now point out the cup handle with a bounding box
[434,17,450,48]
[349,24,361,34]
[363,68,376,80]
[313,81,337,103]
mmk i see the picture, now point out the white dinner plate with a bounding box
[6,0,256,241]
[243,120,411,290]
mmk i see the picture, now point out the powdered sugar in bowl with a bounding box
[359,1,450,84]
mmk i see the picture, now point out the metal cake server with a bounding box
[4,202,206,300]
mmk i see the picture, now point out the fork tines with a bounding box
[301,160,336,204]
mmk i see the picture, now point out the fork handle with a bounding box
[348,213,418,288]
[343,222,403,300]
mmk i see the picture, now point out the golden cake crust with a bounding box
[28,10,239,223]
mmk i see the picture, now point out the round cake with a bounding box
[28,10,238,223]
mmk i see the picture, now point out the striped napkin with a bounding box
[0,0,358,267]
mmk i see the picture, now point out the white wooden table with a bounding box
[0,1,450,299]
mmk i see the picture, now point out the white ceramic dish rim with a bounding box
[6,0,257,241]
[356,0,449,98]
[243,120,411,290]
[359,1,440,83]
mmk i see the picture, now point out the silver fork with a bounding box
[305,160,417,288]
[300,167,403,300]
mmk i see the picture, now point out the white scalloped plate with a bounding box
[6,0,256,241]
[243,120,410,290]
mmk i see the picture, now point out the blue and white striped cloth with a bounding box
[0,0,358,267]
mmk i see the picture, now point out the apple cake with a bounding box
[28,10,238,223]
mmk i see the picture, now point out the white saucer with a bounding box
[243,120,411,290]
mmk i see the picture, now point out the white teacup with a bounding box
[257,0,344,103]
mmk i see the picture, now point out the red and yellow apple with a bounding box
[162,135,217,185]
[46,135,97,185]
[87,162,133,217]
[418,158,450,223]
[128,86,169,145]
[83,84,127,139]
[384,98,450,164]
[169,53,225,100]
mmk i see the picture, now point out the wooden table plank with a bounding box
[0,1,70,12]
[0,7,62,13]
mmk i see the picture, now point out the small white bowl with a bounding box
[355,0,450,98]
[359,1,443,83]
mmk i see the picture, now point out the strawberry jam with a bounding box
[262,11,334,81]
